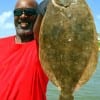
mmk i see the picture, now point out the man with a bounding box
[0,0,48,100]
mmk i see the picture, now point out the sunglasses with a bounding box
[14,8,37,16]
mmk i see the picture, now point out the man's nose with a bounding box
[20,11,27,18]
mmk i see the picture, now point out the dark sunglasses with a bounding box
[14,8,37,16]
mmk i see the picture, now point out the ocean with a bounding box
[47,52,100,100]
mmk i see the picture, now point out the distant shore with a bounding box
[99,48,100,51]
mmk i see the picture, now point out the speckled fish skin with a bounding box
[39,0,98,100]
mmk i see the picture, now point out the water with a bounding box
[47,52,100,100]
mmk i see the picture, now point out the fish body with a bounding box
[39,0,98,100]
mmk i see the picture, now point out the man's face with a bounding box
[14,0,37,36]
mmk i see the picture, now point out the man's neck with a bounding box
[15,34,34,44]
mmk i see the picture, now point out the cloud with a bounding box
[5,22,14,29]
[0,11,14,29]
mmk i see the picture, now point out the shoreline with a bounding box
[99,47,100,51]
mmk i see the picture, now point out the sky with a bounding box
[0,0,100,38]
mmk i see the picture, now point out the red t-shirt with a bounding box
[0,36,48,100]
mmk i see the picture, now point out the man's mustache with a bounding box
[18,19,31,24]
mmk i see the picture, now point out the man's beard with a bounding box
[15,18,35,35]
[15,23,34,42]
[15,22,33,36]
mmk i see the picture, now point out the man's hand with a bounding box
[37,0,49,16]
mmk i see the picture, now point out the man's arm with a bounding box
[33,0,49,43]
[33,15,43,43]
[37,0,49,16]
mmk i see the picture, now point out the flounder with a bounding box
[39,0,98,100]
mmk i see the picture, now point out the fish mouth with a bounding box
[52,0,78,8]
[52,0,71,8]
